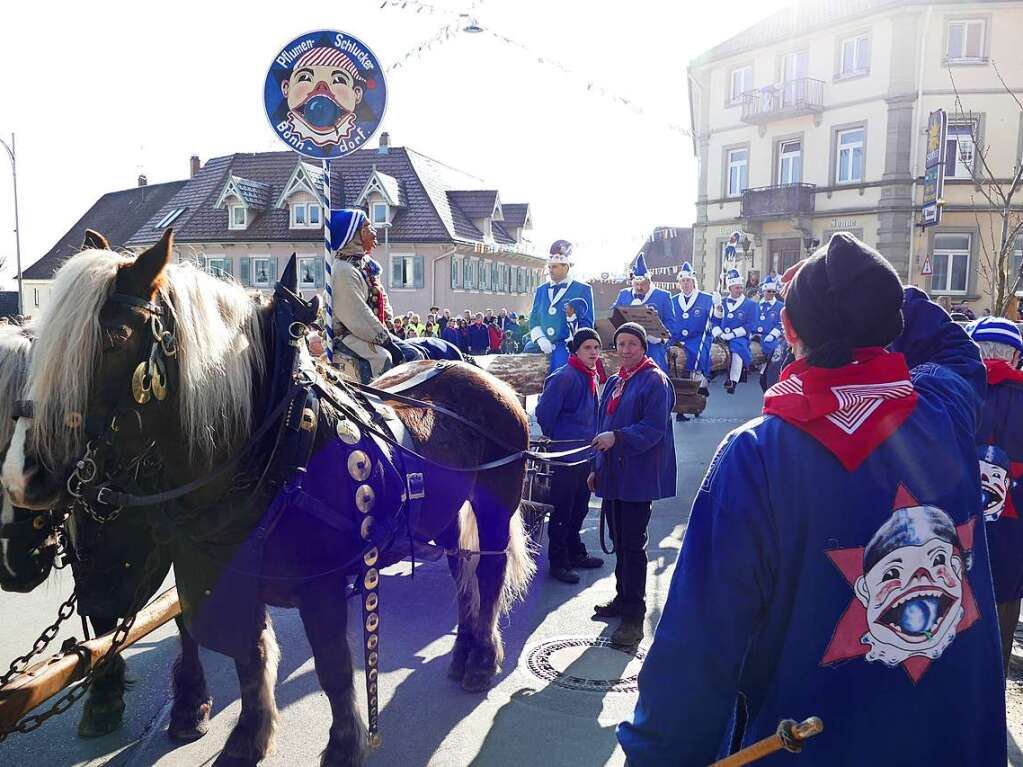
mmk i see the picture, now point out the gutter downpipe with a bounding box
[907,5,934,285]
[432,244,458,309]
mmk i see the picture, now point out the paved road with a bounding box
[2,380,1022,766]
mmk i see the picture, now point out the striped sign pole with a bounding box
[322,158,333,362]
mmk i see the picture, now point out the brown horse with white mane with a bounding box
[2,230,534,767]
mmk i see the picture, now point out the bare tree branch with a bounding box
[992,60,1023,115]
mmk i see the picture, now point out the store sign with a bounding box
[922,109,947,227]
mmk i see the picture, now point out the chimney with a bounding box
[190,155,201,178]
[378,132,390,155]
[137,174,148,187]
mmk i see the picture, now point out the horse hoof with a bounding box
[168,696,213,741]
[460,669,494,693]
[77,699,126,738]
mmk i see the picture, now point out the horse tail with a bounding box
[500,506,536,616]
[455,501,481,621]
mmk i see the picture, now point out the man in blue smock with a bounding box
[535,328,604,584]
[711,268,757,394]
[752,275,784,364]
[619,233,1004,766]
[612,253,675,373]
[670,260,716,394]
[525,239,595,372]
[590,322,676,648]
[966,316,1023,676]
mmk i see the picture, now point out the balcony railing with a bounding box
[741,183,816,219]
[741,78,824,124]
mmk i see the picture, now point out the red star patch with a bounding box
[820,486,982,683]
[1001,462,1023,520]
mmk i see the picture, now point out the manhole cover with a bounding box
[524,636,646,693]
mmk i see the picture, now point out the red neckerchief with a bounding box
[595,358,609,384]
[567,354,598,394]
[762,347,918,471]
[984,358,1023,386]
[607,357,657,415]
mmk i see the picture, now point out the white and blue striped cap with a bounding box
[967,316,1023,353]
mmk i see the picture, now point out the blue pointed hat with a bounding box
[633,252,649,278]
[726,268,743,288]
[327,208,368,252]
[678,261,696,282]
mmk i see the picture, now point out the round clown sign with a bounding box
[264,30,387,159]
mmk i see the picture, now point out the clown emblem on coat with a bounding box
[821,485,981,682]
[978,444,1018,522]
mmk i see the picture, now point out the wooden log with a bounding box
[0,587,181,731]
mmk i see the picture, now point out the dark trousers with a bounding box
[547,463,593,568]
[603,499,653,621]
[998,599,1021,677]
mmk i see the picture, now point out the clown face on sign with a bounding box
[282,48,366,146]
[978,444,1013,522]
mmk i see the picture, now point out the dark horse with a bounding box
[3,230,533,766]
[0,285,212,741]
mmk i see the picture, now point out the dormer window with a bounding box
[291,202,322,229]
[370,202,389,226]
[229,204,247,230]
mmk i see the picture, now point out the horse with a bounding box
[3,229,534,767]
[0,276,212,742]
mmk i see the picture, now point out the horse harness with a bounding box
[7,282,591,747]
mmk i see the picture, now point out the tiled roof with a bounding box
[492,221,516,245]
[374,171,404,206]
[446,190,501,221]
[27,179,187,279]
[631,227,694,273]
[502,203,531,229]
[124,146,536,251]
[231,176,272,209]
[691,0,996,67]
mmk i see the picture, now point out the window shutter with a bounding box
[414,256,424,289]
[222,257,233,277]
[315,257,325,288]
[391,256,403,288]
[239,256,252,286]
[195,254,207,270]
[269,256,279,286]
[451,256,459,289]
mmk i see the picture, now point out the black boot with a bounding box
[593,598,622,619]
[549,565,580,584]
[611,618,645,648]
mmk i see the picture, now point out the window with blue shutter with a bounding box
[451,256,461,289]
[239,256,252,286]
[413,256,424,289]
[391,256,403,289]
[315,257,324,288]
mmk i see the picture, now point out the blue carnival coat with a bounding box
[754,297,784,358]
[712,294,757,366]
[535,362,598,449]
[977,372,1023,604]
[594,364,676,502]
[526,279,595,372]
[670,290,714,375]
[618,290,1004,767]
[613,287,675,373]
[466,323,490,355]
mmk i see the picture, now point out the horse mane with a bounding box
[28,248,265,468]
[0,323,33,451]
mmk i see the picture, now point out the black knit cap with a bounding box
[569,327,601,353]
[613,322,648,351]
[785,232,904,368]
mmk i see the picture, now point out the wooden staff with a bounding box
[0,587,181,731]
[709,717,823,767]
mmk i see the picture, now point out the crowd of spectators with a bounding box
[385,306,530,356]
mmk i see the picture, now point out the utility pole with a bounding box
[0,133,24,316]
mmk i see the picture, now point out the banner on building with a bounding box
[264,30,387,159]
[922,109,947,227]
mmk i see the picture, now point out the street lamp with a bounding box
[0,133,23,316]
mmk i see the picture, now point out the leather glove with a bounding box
[537,336,554,354]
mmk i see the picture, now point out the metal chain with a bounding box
[0,590,78,688]
[0,536,163,742]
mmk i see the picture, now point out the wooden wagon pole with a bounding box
[709,717,823,767]
[0,586,181,731]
